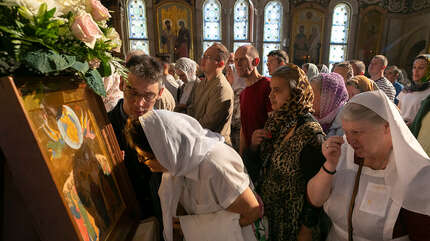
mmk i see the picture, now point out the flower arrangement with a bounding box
[0,0,126,96]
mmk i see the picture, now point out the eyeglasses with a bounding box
[124,85,158,103]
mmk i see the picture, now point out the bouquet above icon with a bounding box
[0,0,126,96]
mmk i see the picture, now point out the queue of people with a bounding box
[101,42,430,241]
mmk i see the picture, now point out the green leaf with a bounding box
[85,69,106,97]
[37,3,47,18]
[45,7,56,19]
[23,50,76,74]
[98,59,112,77]
[71,61,89,74]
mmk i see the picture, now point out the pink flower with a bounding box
[89,0,111,21]
[71,12,103,49]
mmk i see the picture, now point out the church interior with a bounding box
[107,0,430,78]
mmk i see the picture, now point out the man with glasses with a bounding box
[267,50,289,76]
[108,54,164,238]
[188,43,234,145]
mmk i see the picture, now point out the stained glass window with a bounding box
[128,0,149,54]
[263,1,282,42]
[203,0,222,53]
[328,3,351,68]
[234,0,249,41]
[262,43,281,76]
[262,1,282,76]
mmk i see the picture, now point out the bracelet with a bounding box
[322,164,336,175]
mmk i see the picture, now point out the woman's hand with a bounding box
[250,129,271,151]
[322,136,344,171]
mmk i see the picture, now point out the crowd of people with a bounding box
[101,42,430,241]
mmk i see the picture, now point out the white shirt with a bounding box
[163,74,182,101]
[398,88,430,124]
[180,142,249,214]
[179,142,255,241]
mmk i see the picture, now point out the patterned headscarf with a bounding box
[260,64,314,163]
[406,54,430,92]
[347,75,377,93]
[314,72,349,132]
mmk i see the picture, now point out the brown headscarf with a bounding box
[347,75,377,93]
[260,63,314,165]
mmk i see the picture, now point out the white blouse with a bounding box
[180,143,249,214]
[398,88,430,124]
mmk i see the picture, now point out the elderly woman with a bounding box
[244,64,325,240]
[125,110,261,241]
[310,73,349,136]
[174,57,198,113]
[398,54,430,124]
[345,75,377,100]
[302,63,320,81]
[307,90,430,241]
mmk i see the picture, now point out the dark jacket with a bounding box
[108,99,163,223]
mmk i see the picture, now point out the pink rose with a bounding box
[89,0,111,21]
[71,12,103,49]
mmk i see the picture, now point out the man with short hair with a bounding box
[267,50,289,76]
[188,43,234,145]
[349,59,366,75]
[108,54,164,234]
[385,65,404,105]
[156,54,182,102]
[235,45,272,154]
[368,55,396,101]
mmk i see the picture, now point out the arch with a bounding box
[232,0,253,52]
[327,2,352,68]
[262,0,283,76]
[202,0,222,53]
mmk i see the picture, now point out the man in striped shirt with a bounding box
[368,55,396,101]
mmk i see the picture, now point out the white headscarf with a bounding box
[139,110,224,241]
[176,57,198,105]
[305,63,319,81]
[345,90,430,215]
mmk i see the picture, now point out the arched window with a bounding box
[202,0,222,53]
[328,3,351,69]
[233,0,251,52]
[127,0,149,54]
[262,1,282,76]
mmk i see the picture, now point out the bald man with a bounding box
[234,45,272,154]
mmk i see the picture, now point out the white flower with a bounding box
[4,0,85,16]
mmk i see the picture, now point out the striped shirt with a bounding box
[374,77,396,102]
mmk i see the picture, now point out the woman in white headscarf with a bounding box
[307,90,430,241]
[174,57,199,113]
[126,110,262,241]
[302,63,319,81]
